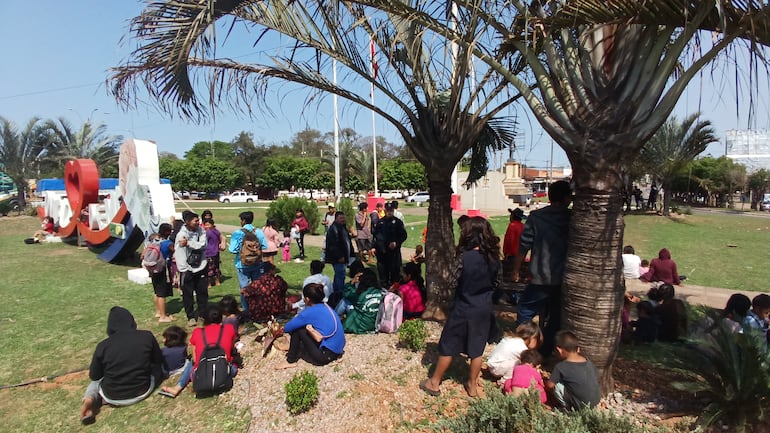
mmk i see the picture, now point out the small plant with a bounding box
[348,372,365,381]
[284,370,319,415]
[398,319,427,351]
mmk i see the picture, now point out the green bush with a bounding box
[267,197,320,234]
[397,319,426,351]
[336,197,357,232]
[284,370,319,415]
[437,387,674,433]
[672,314,770,433]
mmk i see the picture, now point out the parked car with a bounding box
[407,191,430,203]
[218,190,258,203]
[175,190,191,199]
[380,190,403,200]
[761,200,770,211]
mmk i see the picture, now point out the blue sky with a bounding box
[1,1,768,169]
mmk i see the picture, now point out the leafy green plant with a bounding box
[672,315,770,432]
[397,319,427,351]
[266,197,320,234]
[284,370,320,415]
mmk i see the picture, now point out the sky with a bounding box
[2,1,769,172]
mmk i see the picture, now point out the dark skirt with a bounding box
[436,306,492,358]
[206,253,221,279]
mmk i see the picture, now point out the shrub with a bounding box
[672,314,770,432]
[437,387,673,433]
[336,197,357,233]
[267,197,320,234]
[397,319,426,351]
[284,370,319,415]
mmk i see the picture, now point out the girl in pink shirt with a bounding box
[503,349,547,403]
[398,262,425,319]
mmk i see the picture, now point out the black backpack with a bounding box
[192,325,233,396]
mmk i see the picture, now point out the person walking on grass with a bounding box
[79,307,162,425]
[175,211,209,327]
[420,216,501,398]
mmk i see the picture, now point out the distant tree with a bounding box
[379,159,426,191]
[185,140,234,161]
[748,169,770,209]
[158,157,241,192]
[637,114,718,215]
[689,156,747,207]
[43,118,122,178]
[291,128,329,159]
[231,131,274,190]
[158,151,179,160]
[257,155,323,191]
[344,174,366,194]
[0,117,49,206]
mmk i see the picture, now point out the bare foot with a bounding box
[158,315,174,323]
[274,361,298,370]
[305,324,323,343]
[158,385,183,398]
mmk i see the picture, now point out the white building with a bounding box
[725,129,770,172]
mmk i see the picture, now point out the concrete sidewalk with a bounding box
[625,278,753,309]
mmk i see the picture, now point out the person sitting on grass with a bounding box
[293,260,333,311]
[487,321,542,382]
[545,330,601,411]
[242,262,289,322]
[79,307,163,425]
[275,283,345,369]
[503,349,547,404]
[743,294,770,341]
[631,301,658,343]
[342,268,385,334]
[656,284,688,342]
[398,262,425,320]
[641,248,681,285]
[158,306,237,398]
[720,293,752,333]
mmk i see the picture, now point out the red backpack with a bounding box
[142,243,166,274]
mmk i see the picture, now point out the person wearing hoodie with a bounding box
[79,307,163,425]
[641,248,681,285]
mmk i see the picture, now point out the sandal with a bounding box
[157,387,180,398]
[80,414,96,425]
[419,379,440,397]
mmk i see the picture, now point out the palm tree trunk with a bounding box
[562,161,626,393]
[421,167,456,321]
[662,182,672,216]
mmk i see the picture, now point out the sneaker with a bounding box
[187,318,197,327]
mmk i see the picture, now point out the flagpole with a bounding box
[333,59,341,199]
[370,38,379,196]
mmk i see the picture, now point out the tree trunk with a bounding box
[562,161,626,394]
[661,182,672,216]
[421,167,457,321]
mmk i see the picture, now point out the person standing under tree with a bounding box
[325,211,355,294]
[513,180,572,356]
[175,211,209,327]
[373,202,407,288]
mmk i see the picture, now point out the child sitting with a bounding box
[161,325,190,377]
[399,262,425,319]
[721,293,752,333]
[631,301,658,343]
[546,330,601,411]
[743,293,770,333]
[342,269,384,334]
[487,321,542,381]
[503,349,547,404]
[638,259,650,279]
[656,284,687,342]
[410,244,425,266]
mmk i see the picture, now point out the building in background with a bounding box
[726,129,770,173]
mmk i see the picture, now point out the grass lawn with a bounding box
[0,208,767,431]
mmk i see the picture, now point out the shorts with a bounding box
[151,272,173,297]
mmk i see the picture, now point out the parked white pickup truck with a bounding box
[218,190,258,203]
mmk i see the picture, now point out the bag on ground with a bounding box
[193,325,233,395]
[240,229,262,266]
[142,243,166,274]
[375,291,403,333]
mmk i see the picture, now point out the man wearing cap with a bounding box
[373,202,408,287]
[325,211,355,293]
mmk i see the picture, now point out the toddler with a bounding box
[161,326,190,377]
[546,330,601,410]
[638,259,650,278]
[503,349,547,403]
[487,321,542,381]
[281,229,292,263]
[410,244,425,265]
[399,262,425,319]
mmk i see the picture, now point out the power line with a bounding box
[0,82,102,100]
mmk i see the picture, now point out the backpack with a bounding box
[375,291,403,333]
[192,325,233,395]
[240,228,262,266]
[141,243,166,274]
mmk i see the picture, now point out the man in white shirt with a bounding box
[621,245,642,279]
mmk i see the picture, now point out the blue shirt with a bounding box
[229,224,268,269]
[284,303,346,354]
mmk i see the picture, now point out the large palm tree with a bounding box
[110,0,519,319]
[359,0,770,390]
[0,117,49,206]
[43,118,122,175]
[638,114,718,216]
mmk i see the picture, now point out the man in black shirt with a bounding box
[373,202,408,287]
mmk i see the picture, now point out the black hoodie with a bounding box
[89,307,163,400]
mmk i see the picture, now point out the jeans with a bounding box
[236,265,263,314]
[181,269,209,321]
[84,376,155,407]
[516,284,561,356]
[332,262,347,293]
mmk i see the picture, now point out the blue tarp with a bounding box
[36,178,171,193]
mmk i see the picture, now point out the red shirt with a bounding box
[503,220,524,257]
[189,324,237,368]
[292,216,309,233]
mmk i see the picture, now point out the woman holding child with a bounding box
[420,216,501,397]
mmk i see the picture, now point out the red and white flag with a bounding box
[370,39,379,80]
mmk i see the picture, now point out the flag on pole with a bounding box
[370,39,379,80]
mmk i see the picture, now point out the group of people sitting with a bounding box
[622,245,683,285]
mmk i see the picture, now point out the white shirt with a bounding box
[292,273,333,310]
[622,253,642,279]
[486,337,528,380]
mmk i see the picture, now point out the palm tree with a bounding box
[0,117,49,206]
[43,118,122,175]
[110,0,519,319]
[638,114,718,216]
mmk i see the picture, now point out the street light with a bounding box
[67,108,101,124]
